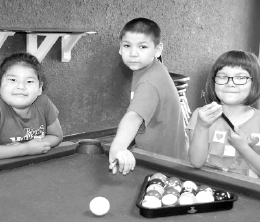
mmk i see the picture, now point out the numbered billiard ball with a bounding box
[182,181,198,192]
[214,190,231,201]
[162,187,180,206]
[150,173,167,184]
[148,178,165,188]
[161,193,178,206]
[146,189,163,200]
[180,187,196,196]
[178,192,197,205]
[196,191,214,203]
[163,187,180,197]
[146,183,165,195]
[197,185,213,195]
[165,177,182,192]
[142,195,162,208]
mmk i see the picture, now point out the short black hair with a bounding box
[0,52,47,91]
[205,50,260,106]
[119,18,161,46]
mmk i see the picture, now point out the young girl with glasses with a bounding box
[187,50,260,178]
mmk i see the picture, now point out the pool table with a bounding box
[1,135,260,222]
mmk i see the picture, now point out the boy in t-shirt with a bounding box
[109,18,186,175]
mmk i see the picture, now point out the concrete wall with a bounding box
[0,0,259,136]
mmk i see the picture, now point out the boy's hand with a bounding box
[109,149,136,175]
[197,102,222,128]
[26,138,51,155]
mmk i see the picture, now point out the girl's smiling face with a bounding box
[0,64,42,110]
[215,66,252,106]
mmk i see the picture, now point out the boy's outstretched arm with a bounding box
[109,111,143,175]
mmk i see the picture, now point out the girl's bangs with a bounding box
[215,53,252,74]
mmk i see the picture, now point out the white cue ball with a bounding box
[89,197,110,216]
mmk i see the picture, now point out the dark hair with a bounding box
[119,18,161,46]
[205,50,260,106]
[0,52,47,91]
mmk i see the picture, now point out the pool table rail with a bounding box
[0,138,260,202]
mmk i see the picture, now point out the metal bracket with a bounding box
[0,29,96,62]
[0,31,15,48]
[27,33,87,62]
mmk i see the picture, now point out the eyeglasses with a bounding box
[213,76,252,85]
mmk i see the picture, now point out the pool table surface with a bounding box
[0,135,260,222]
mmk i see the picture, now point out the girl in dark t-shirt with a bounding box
[0,52,63,159]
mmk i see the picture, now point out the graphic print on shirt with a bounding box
[223,145,236,156]
[212,130,226,144]
[10,125,45,142]
[250,133,260,146]
[131,91,134,100]
[211,130,235,156]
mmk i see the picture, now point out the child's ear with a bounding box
[119,46,122,55]
[38,82,43,96]
[155,42,163,58]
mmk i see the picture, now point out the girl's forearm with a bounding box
[0,143,28,159]
[42,135,63,148]
[189,124,209,168]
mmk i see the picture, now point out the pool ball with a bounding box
[164,187,180,197]
[150,173,167,183]
[162,187,179,206]
[161,193,178,206]
[146,189,163,200]
[146,183,165,195]
[166,176,181,185]
[196,191,214,203]
[214,190,231,201]
[180,187,196,196]
[165,177,182,192]
[148,178,165,187]
[182,180,198,191]
[198,185,213,195]
[142,195,162,208]
[89,197,110,216]
[178,192,197,205]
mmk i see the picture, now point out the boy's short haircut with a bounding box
[205,50,260,106]
[119,18,161,46]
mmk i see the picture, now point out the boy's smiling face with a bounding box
[119,32,162,71]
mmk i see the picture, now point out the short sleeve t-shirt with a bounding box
[0,94,59,144]
[127,59,187,159]
[187,108,260,177]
